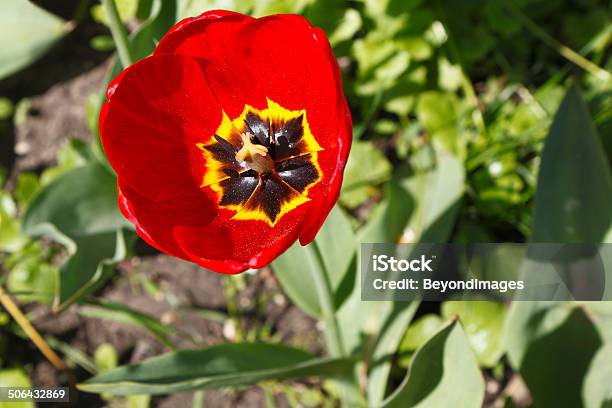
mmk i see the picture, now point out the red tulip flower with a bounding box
[100,10,352,273]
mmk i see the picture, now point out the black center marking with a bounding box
[207,110,320,224]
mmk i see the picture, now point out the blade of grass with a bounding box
[0,285,67,372]
[502,0,611,82]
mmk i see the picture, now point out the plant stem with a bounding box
[503,1,611,82]
[101,0,133,68]
[310,243,346,358]
[0,286,67,372]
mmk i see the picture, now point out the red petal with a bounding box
[156,13,349,151]
[119,177,310,274]
[117,179,218,260]
[299,100,352,244]
[174,200,310,272]
[100,55,222,202]
[154,10,262,118]
[165,9,244,36]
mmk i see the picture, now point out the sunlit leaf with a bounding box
[0,0,71,80]
[583,342,612,408]
[340,141,392,208]
[402,146,465,242]
[382,320,485,408]
[441,301,506,367]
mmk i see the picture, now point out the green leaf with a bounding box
[91,0,138,25]
[24,164,129,237]
[340,141,392,208]
[337,180,415,357]
[79,343,354,395]
[367,301,419,406]
[273,205,356,318]
[402,146,464,242]
[398,314,443,362]
[89,35,115,52]
[0,194,27,253]
[14,172,40,210]
[583,342,612,408]
[328,8,362,46]
[22,163,132,310]
[44,336,98,375]
[313,206,357,301]
[0,0,71,80]
[80,301,176,349]
[126,395,151,408]
[129,1,177,61]
[504,304,601,408]
[532,85,612,243]
[441,301,506,367]
[358,179,414,243]
[381,320,485,408]
[177,0,252,20]
[416,92,464,157]
[503,86,612,407]
[5,242,57,303]
[40,139,95,185]
[273,241,322,317]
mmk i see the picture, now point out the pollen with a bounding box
[235,132,274,173]
[235,132,269,162]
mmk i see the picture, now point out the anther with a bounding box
[235,132,274,173]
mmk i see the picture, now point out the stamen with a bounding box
[235,132,274,173]
[235,133,268,162]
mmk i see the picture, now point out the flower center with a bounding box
[197,99,324,226]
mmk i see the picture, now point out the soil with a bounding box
[0,4,323,407]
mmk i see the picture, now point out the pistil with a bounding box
[235,132,274,173]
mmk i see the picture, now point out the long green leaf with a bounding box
[337,180,415,360]
[531,84,612,242]
[504,305,601,408]
[273,205,356,318]
[381,320,484,408]
[367,301,419,406]
[79,343,354,395]
[401,146,465,242]
[504,85,611,408]
[365,146,464,406]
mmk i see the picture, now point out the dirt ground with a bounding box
[0,6,323,407]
